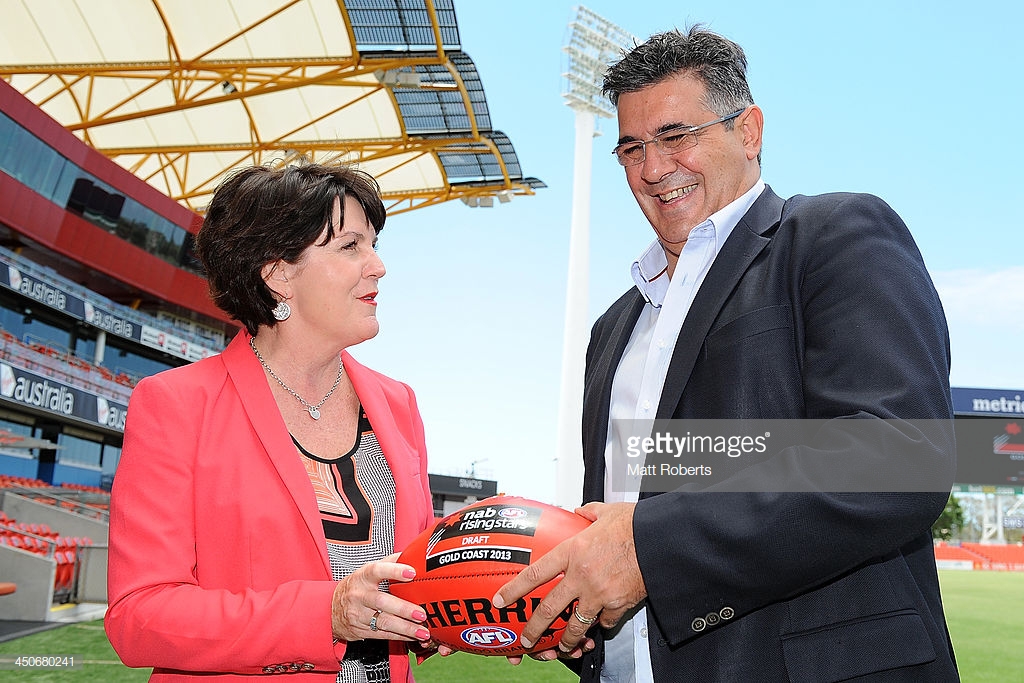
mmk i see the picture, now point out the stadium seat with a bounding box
[54,551,75,593]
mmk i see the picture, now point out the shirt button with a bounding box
[656,339,666,349]
[642,400,651,411]
[640,627,648,638]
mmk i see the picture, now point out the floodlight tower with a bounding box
[556,7,633,509]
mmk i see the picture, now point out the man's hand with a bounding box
[492,502,647,652]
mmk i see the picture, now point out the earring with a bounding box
[272,301,291,321]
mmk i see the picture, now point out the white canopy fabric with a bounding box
[0,0,542,214]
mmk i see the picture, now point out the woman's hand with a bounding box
[331,554,430,644]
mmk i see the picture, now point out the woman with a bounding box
[105,163,436,682]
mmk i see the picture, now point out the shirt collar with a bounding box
[631,179,766,306]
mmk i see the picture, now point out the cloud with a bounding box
[932,267,1024,389]
[933,267,1024,328]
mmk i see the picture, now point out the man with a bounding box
[495,26,959,681]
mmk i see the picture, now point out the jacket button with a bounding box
[691,617,707,632]
[705,611,720,626]
[657,638,667,646]
[262,666,275,674]
[302,663,315,671]
[720,606,735,620]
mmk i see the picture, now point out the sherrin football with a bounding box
[390,495,592,656]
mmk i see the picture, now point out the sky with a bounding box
[352,0,1024,506]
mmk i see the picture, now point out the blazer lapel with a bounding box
[223,333,331,573]
[342,352,423,550]
[656,187,786,419]
[583,291,646,502]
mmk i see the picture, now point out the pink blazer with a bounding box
[105,333,435,682]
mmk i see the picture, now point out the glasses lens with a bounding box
[655,130,693,153]
[615,143,644,166]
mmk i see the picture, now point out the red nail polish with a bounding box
[415,628,429,640]
[413,610,427,622]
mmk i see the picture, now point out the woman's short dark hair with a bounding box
[195,162,386,336]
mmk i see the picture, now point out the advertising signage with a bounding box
[952,387,1024,417]
[0,361,128,433]
[0,255,217,363]
[952,387,1024,492]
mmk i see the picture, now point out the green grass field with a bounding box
[0,570,1018,681]
[936,570,1024,682]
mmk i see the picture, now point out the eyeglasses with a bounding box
[612,109,746,166]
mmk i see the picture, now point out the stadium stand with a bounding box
[934,541,1024,571]
[961,542,1024,571]
[0,509,94,600]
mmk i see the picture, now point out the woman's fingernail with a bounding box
[413,610,427,622]
[402,568,416,579]
[415,628,430,640]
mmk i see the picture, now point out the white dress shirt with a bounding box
[600,180,765,683]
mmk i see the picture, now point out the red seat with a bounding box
[54,551,75,593]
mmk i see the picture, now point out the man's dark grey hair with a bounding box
[602,25,754,127]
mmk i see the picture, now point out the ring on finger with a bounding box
[369,609,383,632]
[573,606,598,626]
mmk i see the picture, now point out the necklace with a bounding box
[250,337,344,420]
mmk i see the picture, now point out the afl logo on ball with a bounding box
[461,626,517,648]
[498,507,527,519]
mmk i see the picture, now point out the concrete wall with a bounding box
[0,545,55,621]
[1,492,108,544]
[0,490,109,619]
[77,545,107,604]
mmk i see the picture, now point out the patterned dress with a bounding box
[295,408,396,683]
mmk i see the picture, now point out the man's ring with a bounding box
[369,609,382,632]
[573,606,598,626]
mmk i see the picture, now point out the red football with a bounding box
[390,494,592,656]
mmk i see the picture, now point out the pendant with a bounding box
[308,406,321,420]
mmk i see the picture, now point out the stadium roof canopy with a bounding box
[0,0,544,215]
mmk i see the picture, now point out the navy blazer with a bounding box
[579,187,959,682]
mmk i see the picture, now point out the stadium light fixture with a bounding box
[374,68,422,88]
[555,6,634,509]
[561,5,634,118]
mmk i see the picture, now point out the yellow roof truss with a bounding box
[0,0,542,215]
